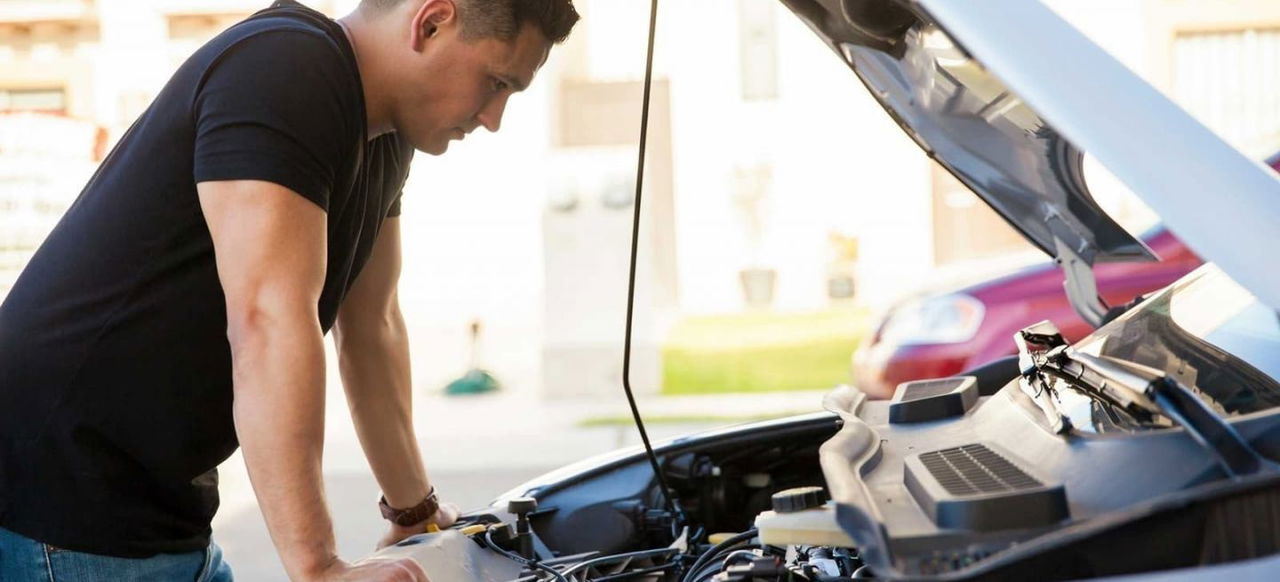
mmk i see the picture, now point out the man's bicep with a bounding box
[197,180,327,321]
[337,218,403,332]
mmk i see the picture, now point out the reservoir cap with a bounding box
[771,486,829,513]
[507,497,538,515]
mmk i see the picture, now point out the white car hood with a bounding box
[780,0,1280,310]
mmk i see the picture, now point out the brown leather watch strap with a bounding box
[379,487,440,527]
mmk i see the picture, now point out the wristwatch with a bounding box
[379,486,440,527]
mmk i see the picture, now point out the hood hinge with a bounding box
[1054,237,1110,328]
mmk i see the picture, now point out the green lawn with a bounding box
[661,307,869,395]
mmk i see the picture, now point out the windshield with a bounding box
[1063,265,1280,432]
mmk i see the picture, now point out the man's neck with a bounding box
[337,10,395,140]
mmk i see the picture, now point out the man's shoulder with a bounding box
[243,1,342,39]
[184,3,364,209]
[211,11,344,60]
[191,1,348,80]
[185,4,359,115]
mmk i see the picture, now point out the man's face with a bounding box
[395,20,551,155]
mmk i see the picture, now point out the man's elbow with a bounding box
[335,308,405,351]
[224,297,319,355]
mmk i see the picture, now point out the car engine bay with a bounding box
[378,343,1280,581]
[377,265,1280,580]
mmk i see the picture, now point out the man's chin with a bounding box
[407,136,450,156]
[422,141,449,156]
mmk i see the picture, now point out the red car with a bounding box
[853,155,1280,399]
[851,227,1197,398]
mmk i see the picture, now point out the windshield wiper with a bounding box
[1014,321,1277,478]
[1015,321,1083,434]
[1016,321,1164,431]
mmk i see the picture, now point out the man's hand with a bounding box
[312,556,431,581]
[376,502,461,550]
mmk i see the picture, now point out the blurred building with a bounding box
[0,0,347,297]
[0,113,100,291]
[1,0,1278,397]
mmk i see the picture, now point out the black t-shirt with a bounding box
[0,1,411,557]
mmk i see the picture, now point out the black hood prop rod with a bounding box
[620,0,687,532]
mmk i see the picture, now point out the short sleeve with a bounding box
[192,30,358,211]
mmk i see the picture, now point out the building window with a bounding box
[738,0,778,101]
[0,88,66,114]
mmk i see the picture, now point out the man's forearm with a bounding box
[231,316,336,581]
[336,310,431,510]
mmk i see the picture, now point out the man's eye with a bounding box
[492,78,509,92]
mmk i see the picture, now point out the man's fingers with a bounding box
[432,502,460,529]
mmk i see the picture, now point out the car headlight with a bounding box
[878,293,985,345]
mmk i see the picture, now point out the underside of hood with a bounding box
[780,0,1154,267]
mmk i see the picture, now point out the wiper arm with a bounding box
[1014,321,1076,435]
[1015,321,1277,478]
[1066,351,1275,477]
[1018,323,1164,426]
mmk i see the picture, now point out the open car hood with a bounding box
[780,0,1280,312]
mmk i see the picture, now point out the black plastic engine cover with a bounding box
[903,443,1068,531]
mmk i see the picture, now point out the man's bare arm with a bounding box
[199,180,427,582]
[334,219,456,546]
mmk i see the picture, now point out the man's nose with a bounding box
[476,94,510,133]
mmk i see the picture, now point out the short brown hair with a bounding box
[364,0,579,44]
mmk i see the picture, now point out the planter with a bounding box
[739,267,776,307]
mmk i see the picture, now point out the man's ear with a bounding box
[411,0,458,52]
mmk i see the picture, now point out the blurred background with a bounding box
[2,0,1278,578]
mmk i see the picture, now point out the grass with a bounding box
[661,306,869,395]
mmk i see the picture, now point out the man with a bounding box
[0,0,578,580]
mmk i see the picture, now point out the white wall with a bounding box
[662,0,934,314]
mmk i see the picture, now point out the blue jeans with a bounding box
[0,526,234,581]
